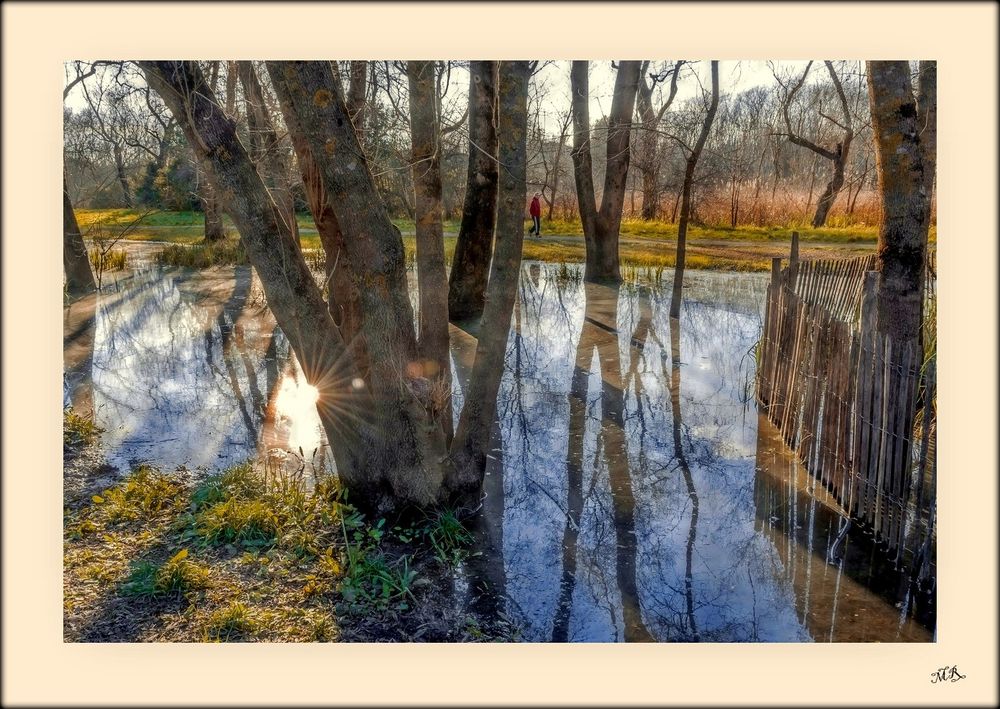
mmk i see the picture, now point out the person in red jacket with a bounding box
[529,192,542,236]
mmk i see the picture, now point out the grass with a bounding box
[64,407,102,450]
[120,549,212,598]
[64,457,503,642]
[83,208,935,274]
[156,240,248,268]
[89,247,128,272]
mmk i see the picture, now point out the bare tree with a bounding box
[867,60,935,343]
[448,61,499,321]
[570,60,642,283]
[634,60,683,220]
[776,61,854,228]
[669,61,720,318]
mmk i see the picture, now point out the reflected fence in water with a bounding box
[756,236,936,587]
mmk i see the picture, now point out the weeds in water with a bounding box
[156,240,247,268]
[120,548,211,598]
[424,510,474,566]
[89,247,128,273]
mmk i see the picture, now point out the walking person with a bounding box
[529,192,542,237]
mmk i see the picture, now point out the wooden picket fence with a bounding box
[757,234,936,581]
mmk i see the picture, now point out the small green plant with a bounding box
[194,498,280,548]
[120,549,211,598]
[63,407,102,449]
[203,600,260,641]
[92,466,184,524]
[424,509,474,567]
[190,462,263,510]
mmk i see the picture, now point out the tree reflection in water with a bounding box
[66,259,934,641]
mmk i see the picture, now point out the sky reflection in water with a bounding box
[63,261,933,642]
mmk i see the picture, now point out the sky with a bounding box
[64,59,818,138]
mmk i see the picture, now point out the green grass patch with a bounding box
[91,466,186,525]
[120,548,211,598]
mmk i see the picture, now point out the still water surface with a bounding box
[63,256,934,642]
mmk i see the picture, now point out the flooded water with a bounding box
[63,255,934,642]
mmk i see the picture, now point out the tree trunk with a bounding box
[811,150,846,228]
[635,67,659,221]
[408,60,453,441]
[144,61,446,514]
[63,179,97,298]
[347,61,368,147]
[201,61,226,242]
[670,61,719,319]
[571,61,641,284]
[274,75,367,375]
[547,128,568,222]
[238,61,299,242]
[112,145,132,207]
[265,61,454,510]
[570,61,601,262]
[867,61,932,343]
[447,60,530,497]
[448,60,499,321]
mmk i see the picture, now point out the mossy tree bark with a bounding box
[202,61,226,242]
[570,61,641,283]
[867,61,934,344]
[408,60,453,441]
[448,60,499,321]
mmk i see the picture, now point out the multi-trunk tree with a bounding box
[141,60,530,514]
[570,60,642,283]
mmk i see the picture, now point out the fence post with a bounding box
[789,231,800,290]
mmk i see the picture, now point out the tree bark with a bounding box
[449,60,499,321]
[202,61,226,242]
[112,144,133,207]
[347,61,368,147]
[63,179,97,298]
[274,74,367,375]
[408,60,453,441]
[265,61,454,510]
[571,61,641,283]
[144,61,446,514]
[670,61,720,319]
[238,61,299,242]
[867,61,932,343]
[447,61,530,497]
